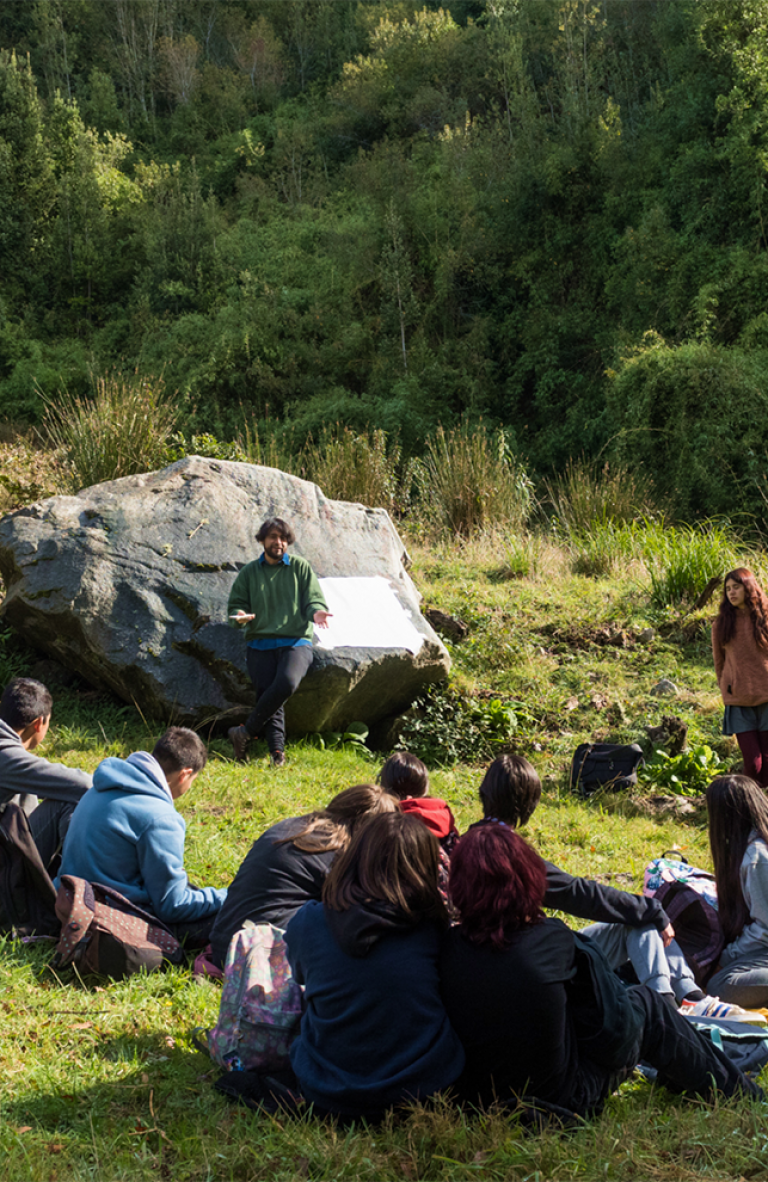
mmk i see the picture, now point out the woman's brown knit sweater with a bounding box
[712,611,768,707]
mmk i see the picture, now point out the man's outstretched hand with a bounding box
[313,610,333,629]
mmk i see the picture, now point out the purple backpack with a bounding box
[643,857,724,987]
[202,922,303,1073]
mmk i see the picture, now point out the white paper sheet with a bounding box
[314,576,424,653]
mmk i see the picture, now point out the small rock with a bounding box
[424,608,469,643]
[637,627,655,644]
[651,678,677,697]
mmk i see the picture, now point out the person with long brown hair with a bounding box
[706,774,768,1007]
[208,785,397,968]
[284,811,464,1120]
[440,824,760,1114]
[712,568,768,786]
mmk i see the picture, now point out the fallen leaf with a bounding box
[141,1073,149,1084]
[69,1022,92,1031]
[590,694,607,709]
[565,696,579,711]
[47,1144,64,1154]
[16,1126,32,1135]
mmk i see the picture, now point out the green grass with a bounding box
[2,531,768,1180]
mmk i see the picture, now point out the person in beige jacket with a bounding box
[712,567,768,787]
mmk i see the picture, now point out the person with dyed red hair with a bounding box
[439,824,761,1115]
[713,568,768,786]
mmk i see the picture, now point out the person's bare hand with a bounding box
[314,610,333,629]
[231,611,255,623]
[661,923,675,947]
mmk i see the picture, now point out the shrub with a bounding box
[394,685,517,765]
[42,374,180,491]
[422,424,533,537]
[638,744,722,797]
[607,336,768,525]
[639,519,740,608]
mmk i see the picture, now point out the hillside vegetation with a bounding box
[2,1,768,524]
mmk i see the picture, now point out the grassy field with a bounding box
[1,533,765,1181]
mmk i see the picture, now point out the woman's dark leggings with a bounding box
[736,730,768,787]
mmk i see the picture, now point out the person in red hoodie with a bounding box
[379,752,459,902]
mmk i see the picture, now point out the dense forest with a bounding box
[3,0,768,523]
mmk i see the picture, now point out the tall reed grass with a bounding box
[422,424,533,537]
[42,374,179,491]
[545,456,659,532]
[640,519,741,608]
[299,426,408,512]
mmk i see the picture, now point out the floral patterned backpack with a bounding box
[200,922,304,1073]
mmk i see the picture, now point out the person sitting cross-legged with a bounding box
[0,677,91,869]
[56,727,226,947]
[440,825,761,1115]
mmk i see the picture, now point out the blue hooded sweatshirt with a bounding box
[56,752,226,924]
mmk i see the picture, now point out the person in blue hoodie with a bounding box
[57,727,226,945]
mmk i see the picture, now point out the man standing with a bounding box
[0,677,91,867]
[227,517,331,765]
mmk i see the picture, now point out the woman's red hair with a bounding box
[715,568,768,648]
[448,823,546,949]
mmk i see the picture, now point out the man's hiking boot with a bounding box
[271,750,286,768]
[228,725,250,762]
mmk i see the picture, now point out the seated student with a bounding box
[0,677,91,868]
[208,784,397,969]
[440,825,760,1114]
[57,727,225,945]
[284,812,465,1121]
[380,752,458,902]
[476,755,709,1005]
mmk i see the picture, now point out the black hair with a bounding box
[0,678,53,730]
[479,754,542,828]
[152,727,207,775]
[256,518,296,545]
[379,751,430,799]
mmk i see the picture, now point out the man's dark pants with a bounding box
[245,646,314,754]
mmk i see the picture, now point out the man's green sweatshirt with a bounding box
[227,554,327,643]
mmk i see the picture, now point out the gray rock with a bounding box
[0,457,450,732]
[637,627,655,644]
[651,678,677,697]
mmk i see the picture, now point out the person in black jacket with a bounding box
[476,755,703,1003]
[208,784,397,968]
[440,824,761,1114]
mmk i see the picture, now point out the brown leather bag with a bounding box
[52,875,183,980]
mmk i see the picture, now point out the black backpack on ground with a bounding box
[0,802,60,938]
[570,742,645,798]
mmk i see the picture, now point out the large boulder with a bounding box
[0,457,449,732]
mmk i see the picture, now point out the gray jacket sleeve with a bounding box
[0,739,91,808]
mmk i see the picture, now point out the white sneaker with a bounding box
[680,995,768,1025]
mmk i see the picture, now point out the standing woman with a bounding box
[706,775,768,1008]
[713,567,768,787]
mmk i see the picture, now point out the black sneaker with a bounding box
[271,750,286,768]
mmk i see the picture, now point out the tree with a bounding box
[0,50,55,299]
